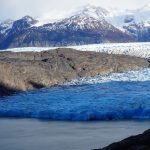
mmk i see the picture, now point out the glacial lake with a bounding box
[0,119,150,150]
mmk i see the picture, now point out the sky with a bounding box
[1,0,150,21]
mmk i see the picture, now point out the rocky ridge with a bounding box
[0,48,149,96]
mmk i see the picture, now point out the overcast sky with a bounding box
[1,0,150,21]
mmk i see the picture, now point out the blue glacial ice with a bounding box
[0,69,150,121]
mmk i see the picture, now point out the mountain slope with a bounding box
[0,5,135,50]
[106,5,150,41]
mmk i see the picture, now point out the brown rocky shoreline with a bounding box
[0,48,149,96]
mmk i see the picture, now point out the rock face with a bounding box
[95,129,150,150]
[0,48,149,96]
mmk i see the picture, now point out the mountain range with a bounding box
[0,4,150,49]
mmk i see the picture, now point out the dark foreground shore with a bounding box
[0,48,149,96]
[96,129,150,150]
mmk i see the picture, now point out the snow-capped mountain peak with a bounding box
[39,4,113,31]
[10,16,38,32]
[19,15,38,26]
[71,4,109,20]
[137,5,150,12]
[22,16,36,23]
[1,4,150,50]
[33,4,109,27]
[0,16,38,35]
[105,5,150,35]
[0,19,14,34]
[0,19,13,26]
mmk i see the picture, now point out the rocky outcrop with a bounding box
[0,48,149,96]
[95,129,150,150]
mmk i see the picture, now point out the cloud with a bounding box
[0,0,150,21]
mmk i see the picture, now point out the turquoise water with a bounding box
[0,81,150,121]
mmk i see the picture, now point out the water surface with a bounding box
[0,69,150,149]
[0,119,149,150]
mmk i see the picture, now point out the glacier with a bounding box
[0,68,150,121]
[3,42,150,58]
[69,42,150,58]
[65,68,150,85]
